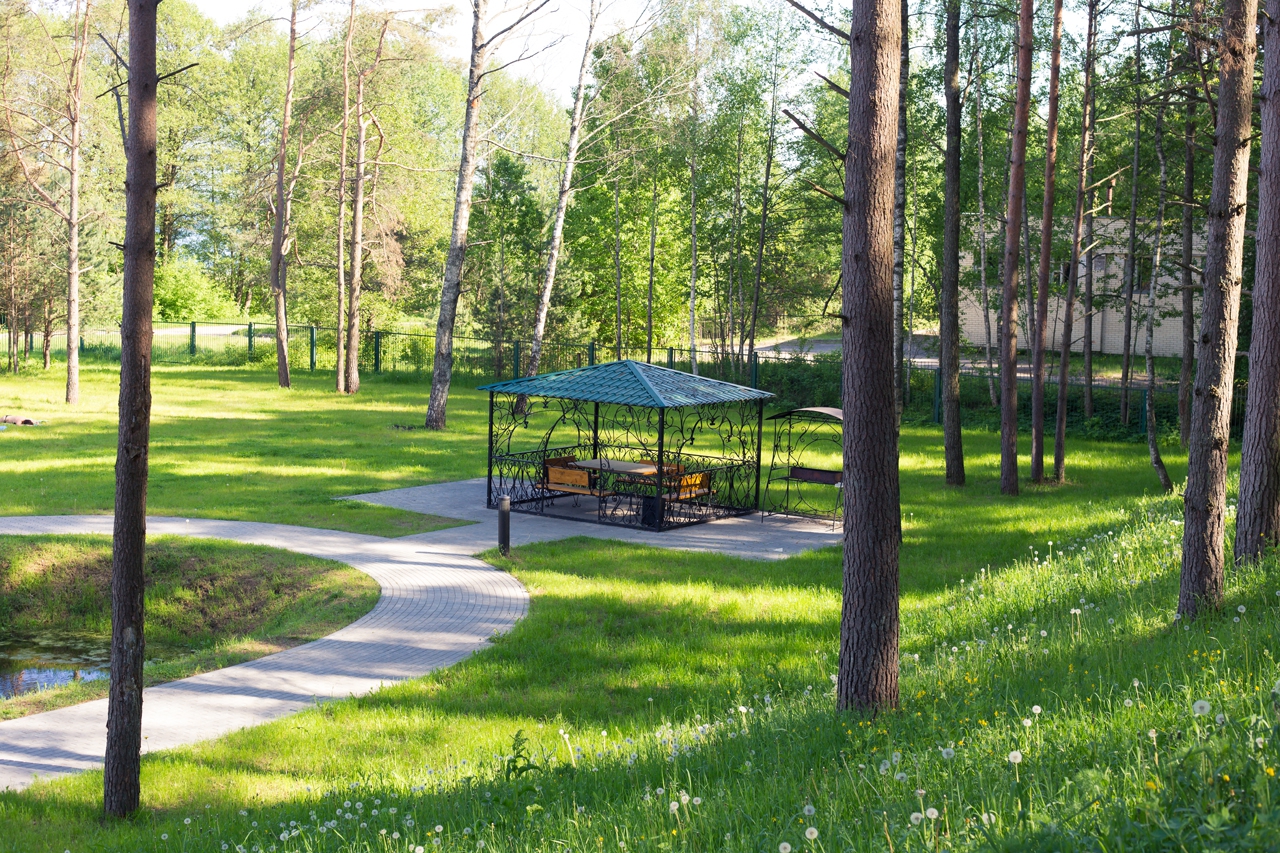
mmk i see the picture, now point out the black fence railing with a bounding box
[6,323,1241,443]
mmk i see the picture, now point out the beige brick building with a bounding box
[959,216,1204,358]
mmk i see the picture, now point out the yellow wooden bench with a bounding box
[663,471,712,501]
[546,465,615,498]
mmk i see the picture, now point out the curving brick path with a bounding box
[0,515,529,792]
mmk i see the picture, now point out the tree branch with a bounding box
[784,0,850,41]
[784,109,845,162]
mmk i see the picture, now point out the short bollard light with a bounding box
[498,495,511,556]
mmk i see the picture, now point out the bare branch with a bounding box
[784,0,850,41]
[783,109,845,162]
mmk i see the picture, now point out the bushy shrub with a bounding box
[153,258,239,322]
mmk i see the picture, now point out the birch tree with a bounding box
[425,0,549,428]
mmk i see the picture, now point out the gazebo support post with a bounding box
[592,402,600,461]
[754,399,765,509]
[487,391,495,507]
[654,407,666,530]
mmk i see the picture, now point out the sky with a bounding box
[191,0,655,102]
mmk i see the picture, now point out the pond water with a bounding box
[0,631,113,700]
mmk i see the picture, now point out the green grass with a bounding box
[0,364,482,536]
[0,535,378,720]
[4,424,1273,850]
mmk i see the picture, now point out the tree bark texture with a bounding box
[345,22,387,396]
[1054,0,1096,483]
[270,0,298,389]
[1180,0,1204,448]
[974,55,996,408]
[1235,0,1280,562]
[939,0,964,485]
[1180,95,1197,447]
[426,0,488,427]
[527,2,596,379]
[1031,0,1063,483]
[104,0,156,818]
[1120,12,1142,426]
[1000,0,1033,496]
[838,0,901,715]
[1147,77,1174,493]
[1180,0,1257,618]
[892,0,907,418]
[335,0,355,394]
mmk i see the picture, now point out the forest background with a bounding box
[0,0,1237,396]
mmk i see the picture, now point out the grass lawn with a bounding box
[0,364,484,536]
[0,535,378,719]
[3,391,1269,850]
[2,499,1276,851]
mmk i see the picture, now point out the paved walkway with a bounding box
[352,478,842,561]
[0,483,840,793]
[0,515,528,792]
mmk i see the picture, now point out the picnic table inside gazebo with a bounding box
[478,360,774,531]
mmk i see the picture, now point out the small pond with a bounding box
[0,631,114,699]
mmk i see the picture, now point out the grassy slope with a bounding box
[0,535,379,719]
[6,417,1267,851]
[0,364,483,536]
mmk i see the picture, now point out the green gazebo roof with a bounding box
[478,360,774,408]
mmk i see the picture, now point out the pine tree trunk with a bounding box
[1000,0,1033,496]
[688,110,699,376]
[1121,10,1142,426]
[1054,0,1096,482]
[975,55,996,408]
[104,0,156,817]
[747,52,778,364]
[1235,0,1280,562]
[1179,1,1203,448]
[1146,68,1173,492]
[1031,0,1063,483]
[1180,0,1257,618]
[270,0,298,389]
[426,0,489,427]
[837,0,902,714]
[892,0,908,416]
[939,0,964,485]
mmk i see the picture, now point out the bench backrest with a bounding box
[543,455,577,482]
[789,465,842,486]
[670,471,711,499]
[548,466,591,489]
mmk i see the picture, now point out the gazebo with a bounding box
[478,360,773,530]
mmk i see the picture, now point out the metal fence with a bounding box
[3,322,1243,442]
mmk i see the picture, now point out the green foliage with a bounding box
[153,258,239,322]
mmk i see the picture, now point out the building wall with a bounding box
[958,217,1204,359]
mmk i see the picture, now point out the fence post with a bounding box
[513,340,521,378]
[309,326,316,371]
[374,331,382,374]
[933,368,941,424]
[667,347,674,370]
[750,352,759,388]
[189,321,196,356]
[248,322,255,356]
[588,341,596,366]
